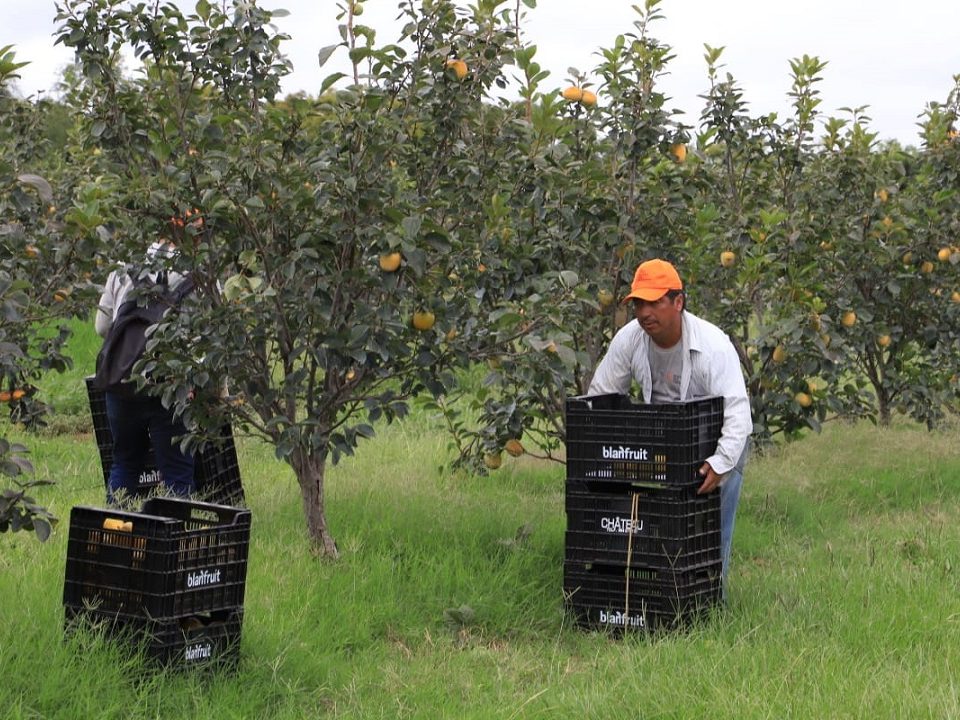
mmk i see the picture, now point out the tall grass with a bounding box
[3,319,959,717]
[2,395,959,718]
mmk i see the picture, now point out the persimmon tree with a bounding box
[1,47,98,540]
[55,0,532,556]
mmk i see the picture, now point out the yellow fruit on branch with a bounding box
[614,242,634,261]
[11,389,26,400]
[901,252,913,265]
[720,250,736,268]
[951,291,960,304]
[53,289,69,303]
[670,143,687,162]
[597,289,614,307]
[561,86,584,102]
[841,311,857,328]
[877,334,891,348]
[875,188,889,203]
[379,251,402,272]
[412,310,436,332]
[921,261,935,274]
[580,90,597,107]
[505,439,525,457]
[771,345,787,364]
[938,247,952,262]
[24,244,39,258]
[445,58,468,80]
[794,392,813,408]
[483,452,503,470]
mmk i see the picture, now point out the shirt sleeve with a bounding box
[94,272,121,338]
[703,341,752,476]
[587,322,637,396]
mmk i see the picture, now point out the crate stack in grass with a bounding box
[86,376,245,507]
[63,497,251,670]
[563,393,725,633]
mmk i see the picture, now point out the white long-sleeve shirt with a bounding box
[588,310,753,476]
[94,242,186,338]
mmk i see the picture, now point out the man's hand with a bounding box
[697,461,722,494]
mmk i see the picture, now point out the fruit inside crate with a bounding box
[564,394,724,487]
[65,605,243,669]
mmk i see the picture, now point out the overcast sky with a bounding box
[6,0,960,147]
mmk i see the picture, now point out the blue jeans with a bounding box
[105,390,195,503]
[719,465,744,593]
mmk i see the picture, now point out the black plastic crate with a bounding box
[65,604,243,670]
[563,560,721,625]
[63,498,251,619]
[86,376,245,506]
[565,394,723,488]
[565,483,720,568]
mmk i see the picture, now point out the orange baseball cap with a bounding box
[622,259,683,302]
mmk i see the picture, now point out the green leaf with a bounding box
[348,47,370,65]
[401,215,422,240]
[33,518,52,542]
[320,72,346,95]
[317,44,340,69]
[16,174,54,204]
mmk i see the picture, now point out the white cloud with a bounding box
[4,0,958,144]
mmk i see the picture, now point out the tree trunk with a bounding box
[290,446,339,558]
[876,386,891,427]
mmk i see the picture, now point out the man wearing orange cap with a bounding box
[588,258,752,585]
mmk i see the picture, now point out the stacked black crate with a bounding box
[86,376,245,507]
[63,497,251,670]
[563,393,725,633]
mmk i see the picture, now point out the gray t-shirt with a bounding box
[648,340,683,402]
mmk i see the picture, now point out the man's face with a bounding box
[633,292,683,348]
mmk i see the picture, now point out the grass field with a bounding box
[2,324,960,718]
